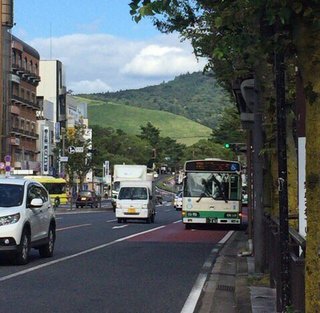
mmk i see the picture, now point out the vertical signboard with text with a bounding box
[42,126,50,175]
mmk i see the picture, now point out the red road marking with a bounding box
[128,222,228,243]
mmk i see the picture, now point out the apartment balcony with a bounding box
[11,66,39,86]
[10,73,20,84]
[10,128,38,140]
[12,95,40,110]
[12,63,25,75]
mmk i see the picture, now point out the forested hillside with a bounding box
[79,72,233,129]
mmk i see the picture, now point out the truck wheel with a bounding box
[117,218,122,223]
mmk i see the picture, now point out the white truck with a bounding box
[115,171,155,224]
[111,164,148,210]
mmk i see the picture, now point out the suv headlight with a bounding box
[0,213,20,226]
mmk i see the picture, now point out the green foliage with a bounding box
[210,106,245,144]
[79,72,233,130]
[78,96,212,147]
[64,124,93,190]
[138,122,160,146]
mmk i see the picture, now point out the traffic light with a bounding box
[223,143,247,152]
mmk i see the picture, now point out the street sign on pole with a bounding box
[59,156,69,162]
[68,146,76,154]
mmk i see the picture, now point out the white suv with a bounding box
[0,177,56,265]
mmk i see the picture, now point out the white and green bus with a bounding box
[182,158,243,229]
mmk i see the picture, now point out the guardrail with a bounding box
[264,214,305,312]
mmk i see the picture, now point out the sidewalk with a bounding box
[196,231,276,313]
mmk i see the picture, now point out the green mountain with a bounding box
[79,71,233,129]
[79,97,211,146]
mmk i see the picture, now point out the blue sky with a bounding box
[13,0,206,93]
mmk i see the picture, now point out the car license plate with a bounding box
[127,208,136,213]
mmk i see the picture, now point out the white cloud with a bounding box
[28,33,207,94]
[121,44,205,77]
[69,79,112,94]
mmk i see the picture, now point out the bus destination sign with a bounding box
[185,160,240,172]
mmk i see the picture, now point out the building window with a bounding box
[20,88,25,99]
[18,54,22,67]
[29,60,32,72]
[23,57,27,70]
[35,63,38,75]
[20,119,25,130]
[12,51,16,65]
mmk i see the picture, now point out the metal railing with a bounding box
[264,214,305,312]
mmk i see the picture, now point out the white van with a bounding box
[115,181,155,224]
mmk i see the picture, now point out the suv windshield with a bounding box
[0,184,24,207]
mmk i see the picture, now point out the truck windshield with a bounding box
[118,187,148,200]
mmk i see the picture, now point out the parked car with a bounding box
[76,190,99,208]
[173,191,183,210]
[0,177,56,265]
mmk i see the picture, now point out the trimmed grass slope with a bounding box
[81,97,212,146]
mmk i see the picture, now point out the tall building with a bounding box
[37,60,67,176]
[10,35,41,173]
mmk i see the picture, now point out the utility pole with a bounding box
[0,0,3,160]
[252,75,265,273]
[275,49,290,311]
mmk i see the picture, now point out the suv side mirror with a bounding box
[30,198,43,208]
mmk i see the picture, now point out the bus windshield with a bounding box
[42,183,66,194]
[183,172,240,201]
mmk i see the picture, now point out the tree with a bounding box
[129,1,320,310]
[210,106,244,145]
[138,122,160,146]
[64,124,93,193]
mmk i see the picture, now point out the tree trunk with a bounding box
[294,20,320,313]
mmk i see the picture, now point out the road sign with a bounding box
[68,146,84,154]
[75,147,84,153]
[59,156,69,162]
[4,155,11,162]
[68,146,76,154]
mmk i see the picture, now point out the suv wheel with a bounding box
[15,229,30,265]
[39,225,56,258]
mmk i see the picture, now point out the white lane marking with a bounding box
[181,231,233,313]
[106,219,117,223]
[112,225,128,229]
[218,231,234,244]
[0,225,166,283]
[180,272,208,313]
[173,220,182,224]
[57,224,91,232]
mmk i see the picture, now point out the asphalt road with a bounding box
[0,200,232,313]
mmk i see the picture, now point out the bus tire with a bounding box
[185,223,192,230]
